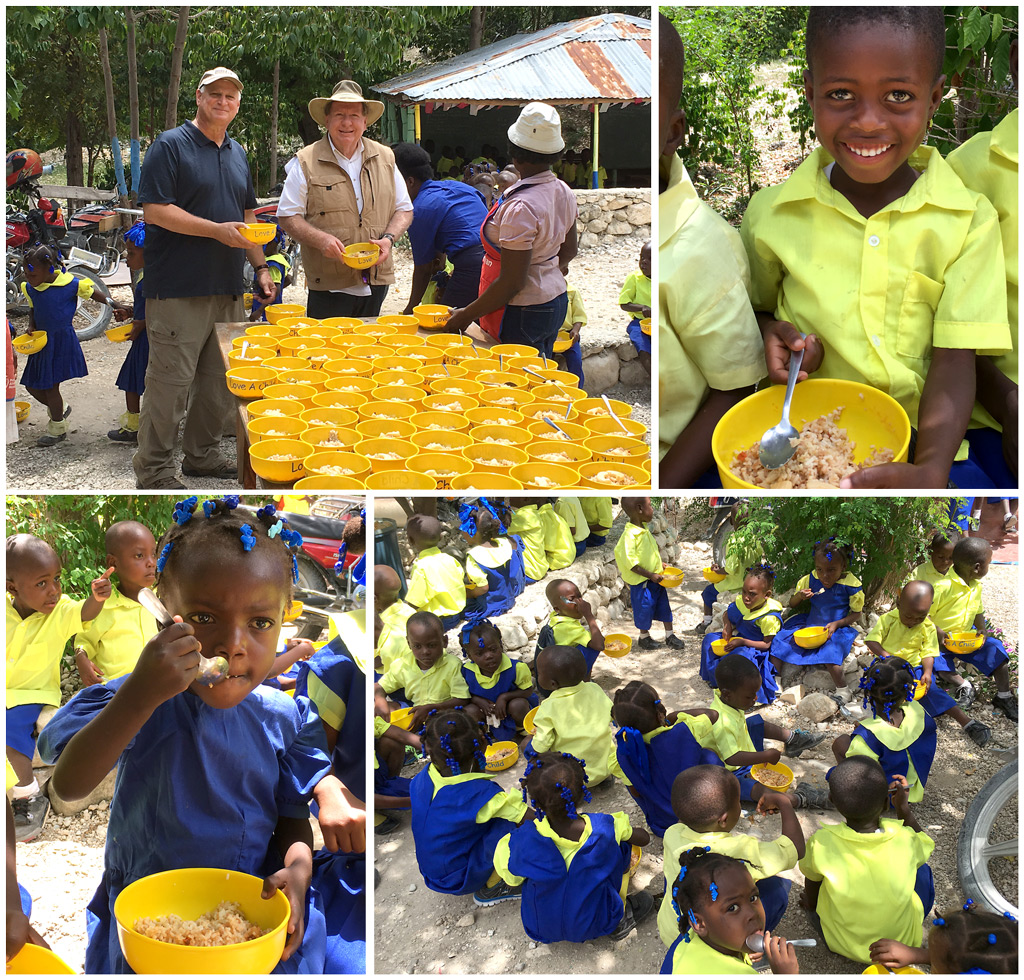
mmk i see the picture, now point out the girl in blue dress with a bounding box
[108,222,149,443]
[37,496,331,974]
[770,540,864,699]
[700,563,782,705]
[18,244,128,446]
[461,621,537,740]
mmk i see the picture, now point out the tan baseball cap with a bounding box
[198,67,243,93]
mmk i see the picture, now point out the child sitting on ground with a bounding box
[375,564,415,674]
[460,499,525,645]
[508,499,548,585]
[661,847,800,974]
[537,500,575,572]
[249,226,293,321]
[910,528,959,588]
[581,496,613,547]
[614,496,685,650]
[7,534,113,841]
[404,514,466,632]
[374,611,471,731]
[869,903,1018,974]
[554,496,590,559]
[700,562,781,704]
[800,757,935,965]
[770,539,864,701]
[709,654,826,809]
[529,646,620,788]
[409,708,529,901]
[536,578,605,684]
[613,681,721,838]
[492,751,653,941]
[832,656,936,805]
[462,621,536,740]
[74,520,158,686]
[108,222,149,443]
[620,240,652,374]
[657,765,803,947]
[866,580,992,747]
[697,502,765,633]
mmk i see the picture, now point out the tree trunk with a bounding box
[165,5,191,131]
[86,145,98,188]
[469,7,485,49]
[126,7,140,202]
[297,112,320,147]
[97,27,127,205]
[270,59,280,188]
[66,112,84,186]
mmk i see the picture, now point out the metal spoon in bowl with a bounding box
[602,394,631,435]
[758,334,806,469]
[541,415,572,440]
[137,588,229,686]
[746,934,817,953]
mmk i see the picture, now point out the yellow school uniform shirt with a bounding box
[741,146,1010,460]
[426,764,528,823]
[531,680,619,785]
[580,497,613,536]
[929,568,983,634]
[947,108,1018,426]
[619,269,652,311]
[73,588,157,682]
[376,599,416,672]
[657,823,799,946]
[910,561,951,590]
[378,651,470,706]
[538,503,575,570]
[794,572,865,612]
[864,607,939,669]
[666,930,756,974]
[800,818,934,963]
[730,596,784,639]
[508,505,548,582]
[709,690,757,771]
[373,716,391,739]
[405,547,466,619]
[847,702,928,802]
[659,153,766,462]
[20,270,96,307]
[561,284,587,331]
[614,521,663,585]
[6,593,88,708]
[463,654,532,695]
[464,539,514,589]
[549,611,591,649]
[554,496,589,544]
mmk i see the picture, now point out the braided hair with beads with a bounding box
[520,751,591,820]
[419,708,489,777]
[929,905,1018,974]
[670,847,756,943]
[858,655,916,719]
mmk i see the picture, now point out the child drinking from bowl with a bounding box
[535,578,605,685]
[612,681,722,838]
[770,538,864,701]
[409,707,529,901]
[37,498,332,972]
[404,514,466,632]
[459,499,525,644]
[491,751,653,941]
[799,756,935,965]
[108,222,150,443]
[740,7,1011,489]
[620,240,652,375]
[462,620,536,740]
[700,562,781,705]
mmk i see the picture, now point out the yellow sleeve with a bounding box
[619,272,638,305]
[795,574,811,593]
[531,709,555,754]
[845,733,880,764]
[379,661,408,696]
[476,788,529,824]
[675,712,714,746]
[740,190,784,313]
[570,288,587,327]
[514,661,533,690]
[404,564,428,609]
[864,614,886,644]
[798,834,823,882]
[76,277,96,300]
[759,615,781,639]
[464,554,488,589]
[74,620,102,665]
[612,810,633,843]
[622,529,641,570]
[751,834,799,876]
[848,588,865,613]
[446,659,471,699]
[493,833,525,886]
[373,716,390,738]
[20,282,33,308]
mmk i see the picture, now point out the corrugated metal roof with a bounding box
[373,13,651,107]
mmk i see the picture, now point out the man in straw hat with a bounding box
[135,66,274,489]
[278,79,413,319]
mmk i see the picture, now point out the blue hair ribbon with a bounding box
[240,524,257,552]
[123,220,146,247]
[156,541,173,573]
[478,496,507,535]
[172,496,198,525]
[202,499,217,518]
[458,502,477,536]
[709,882,718,902]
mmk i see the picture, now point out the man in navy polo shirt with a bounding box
[135,67,275,489]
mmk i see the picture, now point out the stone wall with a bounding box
[575,189,651,249]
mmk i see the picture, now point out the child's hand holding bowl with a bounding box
[262,859,310,963]
[761,748,782,765]
[760,316,823,385]
[724,636,744,651]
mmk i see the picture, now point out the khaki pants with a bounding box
[133,294,241,486]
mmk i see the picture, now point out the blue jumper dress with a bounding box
[114,272,149,395]
[20,277,89,388]
[461,656,538,739]
[506,813,630,943]
[772,572,863,666]
[701,601,781,704]
[851,712,937,793]
[461,535,526,644]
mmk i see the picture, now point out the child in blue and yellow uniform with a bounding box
[462,621,536,740]
[741,7,1011,489]
[708,654,826,808]
[459,499,525,643]
[250,226,293,321]
[404,514,466,632]
[800,756,935,965]
[558,282,587,386]
[375,563,414,674]
[612,681,722,838]
[409,708,529,902]
[620,240,652,374]
[37,497,333,973]
[700,563,781,704]
[581,496,613,547]
[17,243,129,446]
[658,765,803,947]
[832,656,936,806]
[536,578,605,683]
[615,496,684,650]
[74,520,158,686]
[554,495,590,559]
[6,534,113,842]
[661,848,800,974]
[108,221,150,443]
[770,539,864,701]
[698,503,764,633]
[910,528,958,589]
[492,751,653,942]
[508,499,548,585]
[537,500,575,572]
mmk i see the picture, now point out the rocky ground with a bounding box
[374,503,1018,975]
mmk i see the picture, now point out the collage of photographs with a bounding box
[3,3,1018,977]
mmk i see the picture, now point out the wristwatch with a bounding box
[382,233,396,244]
[253,263,270,273]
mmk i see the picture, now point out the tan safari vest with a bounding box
[296,136,397,290]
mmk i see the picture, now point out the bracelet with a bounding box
[382,233,396,244]
[253,264,270,273]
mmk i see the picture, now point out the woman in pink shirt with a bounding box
[446,103,578,356]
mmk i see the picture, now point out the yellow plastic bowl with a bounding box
[324,375,377,395]
[310,391,368,414]
[711,638,729,657]
[276,316,321,333]
[584,415,649,438]
[576,397,634,419]
[477,370,529,390]
[356,438,418,473]
[629,844,643,876]
[703,566,727,584]
[239,222,276,245]
[246,323,290,344]
[6,942,76,974]
[428,378,484,399]
[375,314,420,333]
[794,626,830,650]
[381,334,426,351]
[712,379,912,489]
[296,325,341,342]
[364,471,438,491]
[249,438,308,483]
[299,426,358,453]
[15,401,30,423]
[525,441,592,466]
[327,358,374,379]
[362,400,418,422]
[226,367,277,399]
[264,356,310,375]
[372,355,421,374]
[750,762,795,793]
[424,333,474,349]
[320,316,364,331]
[372,385,422,408]
[114,868,289,975]
[553,331,573,353]
[660,565,685,588]
[534,369,581,389]
[247,398,305,422]
[418,364,469,385]
[584,435,650,462]
[388,706,416,731]
[262,382,317,407]
[326,343,373,363]
[603,633,632,658]
[490,343,539,359]
[422,392,480,415]
[228,346,277,370]
[450,473,524,491]
[247,415,307,443]
[862,966,925,975]
[303,451,371,482]
[342,242,380,269]
[521,400,579,422]
[413,304,451,329]
[12,331,47,355]
[944,631,984,654]
[505,356,548,379]
[278,337,326,360]
[277,370,327,394]
[523,706,539,734]
[462,443,530,473]
[352,321,396,340]
[640,317,652,336]
[912,679,927,701]
[411,429,474,454]
[532,386,585,410]
[292,474,364,490]
[576,460,649,490]
[472,424,532,448]
[408,453,474,490]
[298,407,359,430]
[417,412,472,435]
[485,740,519,772]
[464,406,525,429]
[526,419,590,443]
[264,304,305,325]
[355,418,417,441]
[105,322,134,343]
[509,462,580,490]
[396,345,444,366]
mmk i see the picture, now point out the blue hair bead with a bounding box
[709,882,718,902]
[257,504,277,523]
[268,520,284,539]
[1003,912,1016,922]
[687,909,698,929]
[987,934,997,945]
[202,499,217,518]
[156,541,174,573]
[240,524,257,553]
[683,933,691,943]
[932,917,945,926]
[223,495,239,510]
[964,899,975,911]
[172,496,198,525]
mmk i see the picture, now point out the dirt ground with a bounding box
[6,233,649,492]
[373,513,1018,975]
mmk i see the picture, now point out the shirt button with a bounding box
[868,235,880,247]
[872,336,881,347]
